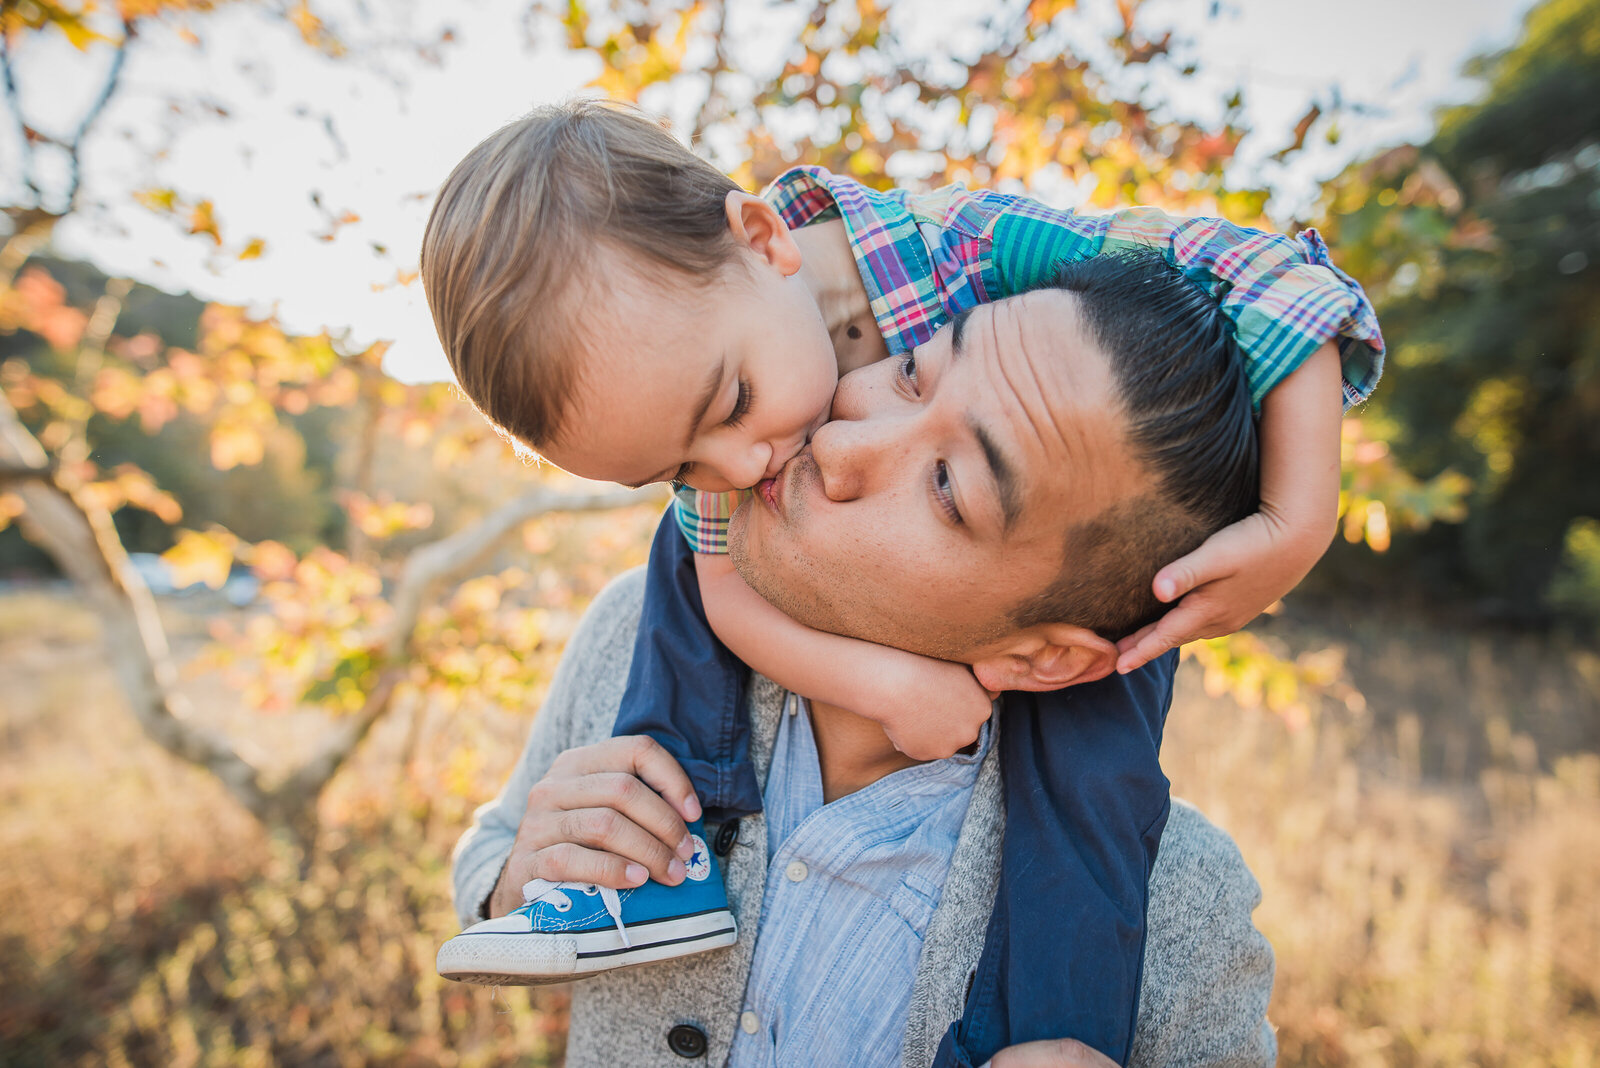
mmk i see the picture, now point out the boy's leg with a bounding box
[936,652,1178,1068]
[439,510,758,986]
[613,509,763,822]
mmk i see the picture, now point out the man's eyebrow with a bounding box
[681,358,725,451]
[971,418,1022,532]
[949,308,973,360]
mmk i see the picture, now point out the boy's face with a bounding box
[537,234,840,495]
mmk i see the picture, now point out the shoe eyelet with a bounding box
[553,897,572,912]
[582,886,600,896]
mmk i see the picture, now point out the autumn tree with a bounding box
[1312,0,1600,622]
[0,1,656,850]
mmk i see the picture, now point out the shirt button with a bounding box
[666,1023,708,1058]
[713,819,740,856]
[785,860,808,882]
[739,1010,760,1034]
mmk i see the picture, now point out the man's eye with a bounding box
[934,461,962,525]
[899,353,918,385]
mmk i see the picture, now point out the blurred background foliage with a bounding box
[0,0,1596,1065]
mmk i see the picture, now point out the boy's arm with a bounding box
[987,203,1384,409]
[1115,341,1343,673]
[982,200,1381,670]
[695,553,994,761]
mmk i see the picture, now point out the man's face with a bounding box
[728,289,1151,664]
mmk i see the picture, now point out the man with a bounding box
[451,273,1297,1067]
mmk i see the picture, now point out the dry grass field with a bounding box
[2,586,1597,1067]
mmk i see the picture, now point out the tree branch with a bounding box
[63,18,135,214]
[384,485,661,659]
[0,392,279,821]
[0,457,50,483]
[0,28,41,206]
[270,483,664,815]
[4,364,662,839]
[690,0,730,144]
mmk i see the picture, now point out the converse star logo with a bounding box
[684,834,712,882]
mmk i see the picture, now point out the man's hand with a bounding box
[983,1038,1119,1068]
[1115,340,1344,675]
[487,736,702,919]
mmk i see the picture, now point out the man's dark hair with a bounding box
[1010,249,1261,640]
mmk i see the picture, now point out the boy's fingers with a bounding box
[1115,625,1176,675]
[1114,601,1212,674]
[1155,513,1275,602]
[1115,620,1160,664]
[1153,541,1232,603]
[1151,560,1197,604]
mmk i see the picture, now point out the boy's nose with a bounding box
[729,440,773,490]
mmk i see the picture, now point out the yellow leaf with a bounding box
[52,13,107,51]
[134,187,179,214]
[162,528,239,590]
[187,200,221,245]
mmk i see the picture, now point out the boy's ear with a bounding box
[724,191,802,276]
[970,623,1118,694]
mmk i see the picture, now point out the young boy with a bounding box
[423,100,1381,1062]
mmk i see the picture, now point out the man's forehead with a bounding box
[944,290,1137,536]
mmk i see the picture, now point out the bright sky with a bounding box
[7,0,1536,382]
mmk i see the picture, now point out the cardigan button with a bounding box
[667,1023,708,1059]
[713,819,740,856]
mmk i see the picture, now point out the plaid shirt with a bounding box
[676,166,1386,554]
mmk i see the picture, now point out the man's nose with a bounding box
[810,414,903,502]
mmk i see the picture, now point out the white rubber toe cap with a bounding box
[461,912,533,935]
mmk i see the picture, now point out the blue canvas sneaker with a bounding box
[437,820,737,985]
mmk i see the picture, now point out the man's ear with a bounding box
[970,624,1118,693]
[724,191,802,276]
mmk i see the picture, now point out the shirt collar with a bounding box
[762,165,946,355]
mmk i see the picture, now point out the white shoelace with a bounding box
[521,879,630,947]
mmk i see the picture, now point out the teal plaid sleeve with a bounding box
[672,487,749,555]
[986,203,1385,410]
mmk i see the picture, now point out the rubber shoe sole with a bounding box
[437,908,738,985]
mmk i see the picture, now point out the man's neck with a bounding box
[791,218,890,375]
[806,698,922,804]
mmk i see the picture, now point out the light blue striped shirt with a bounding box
[728,695,991,1068]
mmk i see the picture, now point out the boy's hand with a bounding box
[1113,502,1326,673]
[872,655,996,762]
[1116,340,1344,676]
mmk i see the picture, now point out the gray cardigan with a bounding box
[452,568,1277,1067]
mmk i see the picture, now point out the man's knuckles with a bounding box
[558,806,627,845]
[614,733,665,767]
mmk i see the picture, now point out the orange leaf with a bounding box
[187,200,221,245]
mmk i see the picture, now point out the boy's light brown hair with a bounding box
[421,99,740,450]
